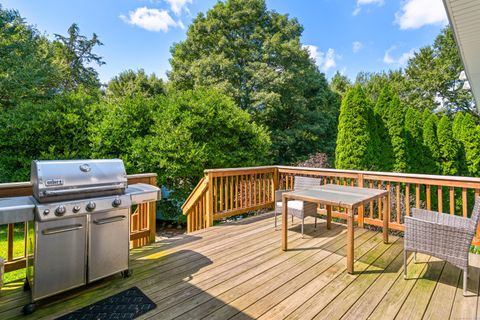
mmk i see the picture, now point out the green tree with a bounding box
[422,113,441,174]
[404,27,476,117]
[0,7,60,108]
[437,116,460,175]
[53,23,104,92]
[335,85,378,170]
[374,85,407,172]
[0,89,98,182]
[453,113,480,177]
[106,69,165,99]
[138,89,271,200]
[404,107,426,173]
[168,0,338,163]
[330,71,351,101]
[355,70,406,105]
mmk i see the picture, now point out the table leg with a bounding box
[347,208,354,274]
[326,205,332,230]
[282,195,288,251]
[383,196,389,244]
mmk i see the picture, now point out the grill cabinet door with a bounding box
[88,208,129,282]
[33,216,87,300]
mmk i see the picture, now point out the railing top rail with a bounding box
[204,165,480,185]
[204,166,277,174]
[276,166,480,184]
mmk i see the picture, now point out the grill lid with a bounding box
[31,159,127,203]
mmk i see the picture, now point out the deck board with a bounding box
[0,212,479,320]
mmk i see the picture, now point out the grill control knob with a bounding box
[86,201,96,212]
[112,198,122,208]
[72,206,81,213]
[43,209,50,216]
[55,205,66,216]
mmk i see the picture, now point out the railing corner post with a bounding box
[274,167,280,192]
[206,173,214,228]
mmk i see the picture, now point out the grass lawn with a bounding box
[0,224,26,284]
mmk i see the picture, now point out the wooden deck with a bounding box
[1,212,480,320]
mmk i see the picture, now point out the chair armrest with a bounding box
[275,190,289,202]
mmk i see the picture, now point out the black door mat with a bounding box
[56,287,156,320]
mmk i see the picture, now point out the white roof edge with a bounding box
[442,0,480,113]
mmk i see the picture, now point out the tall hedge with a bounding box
[374,85,407,172]
[404,107,426,173]
[422,114,441,174]
[437,115,460,175]
[335,85,379,170]
[453,112,480,177]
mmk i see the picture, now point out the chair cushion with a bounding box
[275,200,304,211]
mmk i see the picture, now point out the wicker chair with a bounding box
[274,176,322,237]
[404,197,480,295]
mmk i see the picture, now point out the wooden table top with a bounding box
[283,184,388,210]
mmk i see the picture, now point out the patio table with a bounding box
[281,184,389,274]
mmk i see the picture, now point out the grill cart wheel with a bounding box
[23,278,30,291]
[121,269,132,278]
[22,303,37,315]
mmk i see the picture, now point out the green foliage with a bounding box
[437,116,460,175]
[335,85,379,170]
[374,85,407,172]
[106,69,165,99]
[404,27,477,117]
[422,114,441,174]
[168,0,339,164]
[404,107,426,173]
[53,23,104,92]
[0,7,59,108]
[453,112,480,177]
[355,70,406,105]
[93,88,271,200]
[0,89,99,182]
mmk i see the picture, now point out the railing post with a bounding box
[148,175,157,243]
[206,173,214,228]
[273,167,279,192]
[357,173,364,228]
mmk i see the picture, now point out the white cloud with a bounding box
[383,46,416,66]
[164,0,192,16]
[353,0,384,16]
[398,49,415,65]
[352,41,364,53]
[120,7,183,32]
[395,0,448,30]
[303,45,339,72]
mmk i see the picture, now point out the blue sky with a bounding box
[1,0,449,83]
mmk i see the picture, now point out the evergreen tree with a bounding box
[437,116,460,175]
[404,107,425,173]
[335,86,378,170]
[374,85,407,172]
[457,113,480,177]
[423,114,441,174]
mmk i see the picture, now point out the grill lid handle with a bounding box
[42,183,125,197]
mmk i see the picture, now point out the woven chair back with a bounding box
[294,176,322,190]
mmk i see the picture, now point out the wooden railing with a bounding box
[0,173,158,273]
[182,166,480,243]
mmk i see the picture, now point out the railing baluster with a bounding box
[450,187,455,215]
[462,188,467,217]
[396,183,400,224]
[415,184,420,208]
[438,186,443,213]
[230,175,233,211]
[405,183,410,216]
[426,184,431,210]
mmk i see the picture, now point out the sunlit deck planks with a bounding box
[1,212,479,320]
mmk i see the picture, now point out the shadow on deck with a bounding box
[1,212,479,319]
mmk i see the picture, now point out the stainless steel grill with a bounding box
[0,159,160,315]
